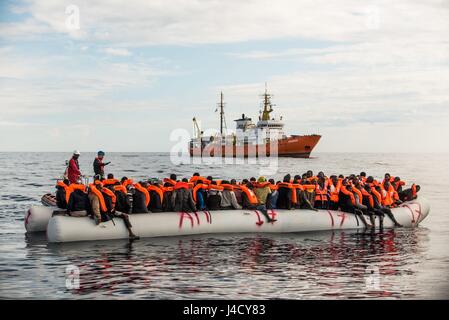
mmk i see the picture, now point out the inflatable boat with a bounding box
[25,197,430,243]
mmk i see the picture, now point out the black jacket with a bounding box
[276,187,292,209]
[56,186,67,209]
[67,189,90,212]
[115,190,131,213]
[148,190,163,212]
[132,189,149,213]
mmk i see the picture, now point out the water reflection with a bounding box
[21,228,430,299]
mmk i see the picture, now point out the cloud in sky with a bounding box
[0,0,448,152]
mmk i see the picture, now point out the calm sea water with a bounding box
[0,152,448,299]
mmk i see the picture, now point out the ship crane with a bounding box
[192,117,203,140]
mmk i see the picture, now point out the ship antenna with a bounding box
[218,91,227,137]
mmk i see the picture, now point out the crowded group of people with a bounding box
[57,151,421,239]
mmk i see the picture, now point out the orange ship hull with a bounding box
[190,134,321,158]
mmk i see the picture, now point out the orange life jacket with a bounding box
[380,184,396,206]
[220,184,234,191]
[163,178,177,186]
[134,183,150,207]
[392,180,406,191]
[315,182,328,202]
[65,183,86,204]
[102,178,119,186]
[113,185,127,195]
[371,188,382,205]
[89,184,107,213]
[329,179,341,203]
[411,184,417,198]
[208,184,224,191]
[255,182,271,188]
[361,188,374,208]
[192,183,208,202]
[189,176,207,183]
[340,186,355,205]
[352,187,363,205]
[174,182,191,190]
[147,185,164,203]
[240,185,259,205]
[101,187,116,211]
[122,179,134,188]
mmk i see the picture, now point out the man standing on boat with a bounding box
[93,151,110,180]
[66,150,82,184]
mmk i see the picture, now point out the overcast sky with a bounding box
[1,0,448,152]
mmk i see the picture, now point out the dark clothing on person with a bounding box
[93,157,106,178]
[55,186,67,209]
[115,190,131,213]
[171,188,196,212]
[67,189,90,212]
[276,186,292,209]
[148,190,163,212]
[132,189,149,213]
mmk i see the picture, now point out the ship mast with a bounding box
[218,91,227,136]
[261,82,274,121]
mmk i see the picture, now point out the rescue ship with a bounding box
[189,85,321,158]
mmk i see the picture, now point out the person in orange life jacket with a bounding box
[276,174,293,209]
[89,181,139,239]
[369,185,403,227]
[66,182,90,216]
[392,176,405,193]
[55,179,70,209]
[314,176,329,209]
[67,150,82,184]
[338,182,372,228]
[193,179,207,210]
[254,176,272,209]
[382,180,402,207]
[353,181,375,228]
[231,179,243,205]
[113,183,131,213]
[147,180,164,212]
[241,182,276,223]
[306,170,314,179]
[383,173,392,184]
[163,174,177,187]
[328,175,340,210]
[399,184,420,202]
[171,178,196,212]
[220,180,242,210]
[360,172,367,182]
[361,184,386,229]
[207,181,222,210]
[132,181,150,213]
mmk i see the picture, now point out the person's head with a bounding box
[182,178,188,183]
[306,170,313,178]
[366,176,374,184]
[140,181,148,188]
[107,173,114,179]
[207,175,213,181]
[258,176,267,184]
[416,185,421,192]
[170,174,177,181]
[63,178,70,185]
[242,179,249,185]
[375,185,382,192]
[97,151,105,159]
[360,172,366,178]
[283,174,291,183]
[246,182,253,189]
[302,173,308,180]
[364,184,372,193]
[193,172,200,177]
[196,179,204,185]
[318,171,325,178]
[338,174,344,179]
[331,175,338,184]
[394,176,401,182]
[268,178,275,185]
[294,175,301,181]
[385,173,391,180]
[73,150,80,159]
[250,177,256,182]
[121,176,128,183]
[230,179,237,185]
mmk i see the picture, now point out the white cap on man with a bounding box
[73,150,81,155]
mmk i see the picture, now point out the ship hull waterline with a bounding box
[190,134,321,158]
